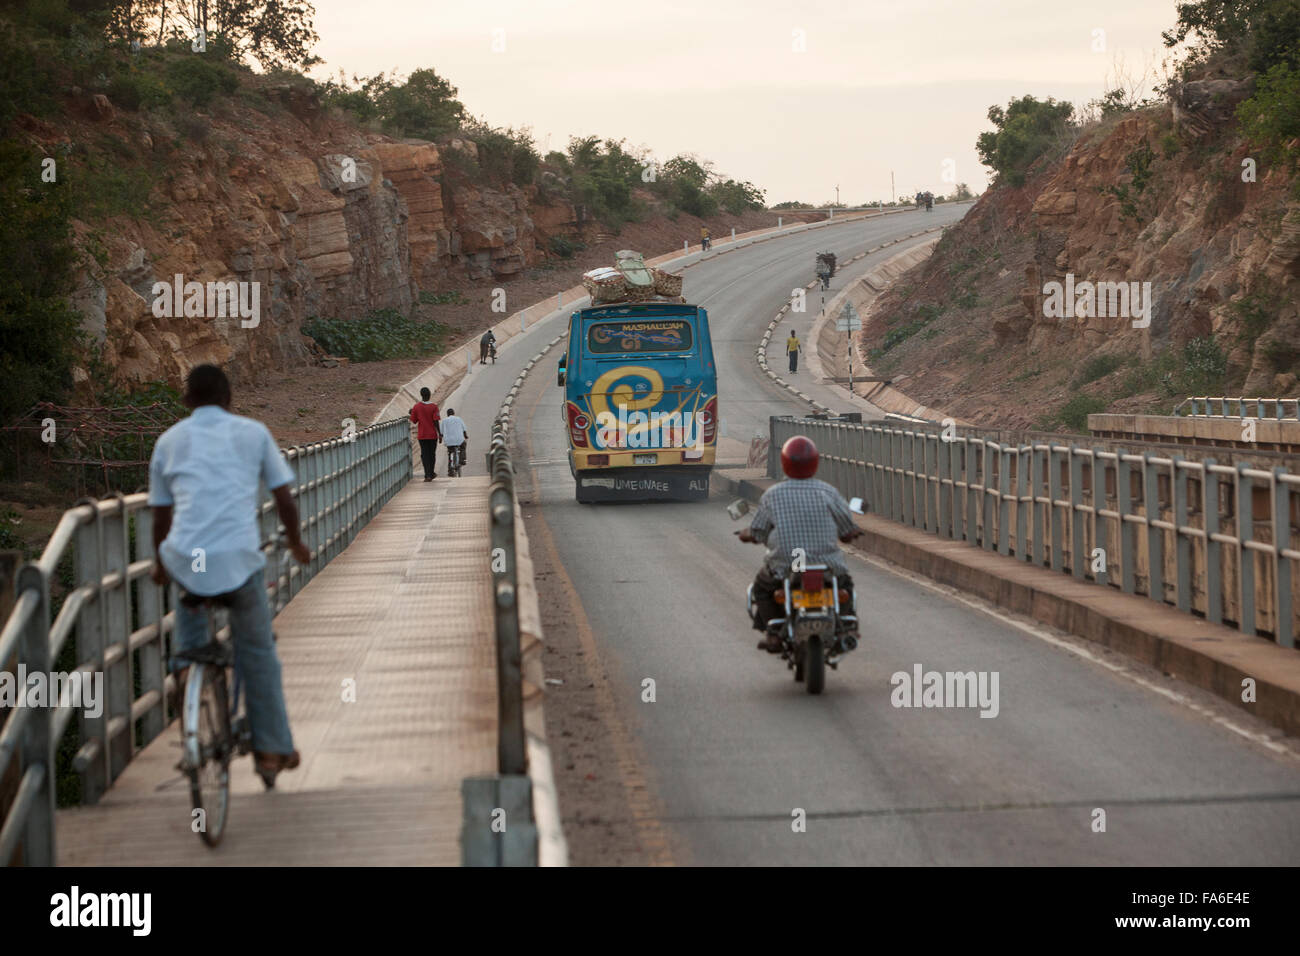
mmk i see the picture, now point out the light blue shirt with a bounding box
[441,415,467,446]
[147,406,296,596]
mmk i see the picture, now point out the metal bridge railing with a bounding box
[0,416,411,865]
[488,415,525,777]
[771,415,1300,648]
[1175,397,1300,421]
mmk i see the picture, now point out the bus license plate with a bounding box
[634,454,658,465]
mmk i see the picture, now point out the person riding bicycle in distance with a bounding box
[480,329,496,365]
[737,435,862,653]
[147,364,311,778]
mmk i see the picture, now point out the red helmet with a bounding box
[780,435,819,479]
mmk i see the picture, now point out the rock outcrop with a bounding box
[30,84,576,388]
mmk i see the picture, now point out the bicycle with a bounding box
[172,540,290,847]
[447,442,466,478]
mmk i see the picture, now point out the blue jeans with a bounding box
[172,570,295,755]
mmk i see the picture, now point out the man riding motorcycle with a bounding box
[737,435,863,652]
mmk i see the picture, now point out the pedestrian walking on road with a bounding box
[409,387,441,481]
[787,331,801,373]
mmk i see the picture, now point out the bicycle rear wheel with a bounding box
[184,664,232,847]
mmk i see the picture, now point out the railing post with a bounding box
[133,508,166,751]
[1144,454,1164,604]
[1031,446,1045,567]
[1117,456,1136,594]
[102,496,132,783]
[1236,463,1256,636]
[1173,458,1192,613]
[1015,446,1030,561]
[1272,468,1293,648]
[1204,459,1223,625]
[998,445,1012,556]
[1049,446,1064,570]
[17,563,54,865]
[1093,450,1109,586]
[937,432,952,539]
[982,441,995,551]
[74,507,106,801]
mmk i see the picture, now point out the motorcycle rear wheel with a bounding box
[804,636,825,695]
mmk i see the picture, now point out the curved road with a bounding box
[444,208,1300,865]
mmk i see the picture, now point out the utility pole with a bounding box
[835,184,840,206]
[891,171,895,205]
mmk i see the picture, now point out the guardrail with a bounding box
[771,415,1300,648]
[487,416,525,776]
[0,416,411,865]
[1175,397,1300,421]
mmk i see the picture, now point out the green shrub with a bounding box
[1237,62,1300,166]
[302,309,449,362]
[164,55,240,107]
[1119,337,1228,397]
[107,68,172,111]
[547,236,586,259]
[1073,353,1125,387]
[1057,394,1108,431]
[0,141,82,424]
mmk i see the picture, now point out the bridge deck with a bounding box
[56,476,496,866]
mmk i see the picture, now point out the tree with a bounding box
[976,95,1076,187]
[375,68,465,140]
[114,0,321,70]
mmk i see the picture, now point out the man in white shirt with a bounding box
[148,365,311,777]
[440,408,468,473]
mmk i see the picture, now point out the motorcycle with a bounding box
[488,339,497,364]
[730,496,865,695]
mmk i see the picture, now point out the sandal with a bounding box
[254,750,301,774]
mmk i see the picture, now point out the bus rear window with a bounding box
[587,319,693,354]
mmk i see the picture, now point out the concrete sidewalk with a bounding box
[57,476,499,865]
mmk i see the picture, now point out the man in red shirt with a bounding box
[409,387,442,481]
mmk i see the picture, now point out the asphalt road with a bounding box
[444,208,1300,865]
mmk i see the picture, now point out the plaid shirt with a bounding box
[749,477,856,576]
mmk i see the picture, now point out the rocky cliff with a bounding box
[21,80,576,388]
[862,83,1300,429]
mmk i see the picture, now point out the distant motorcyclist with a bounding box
[700,226,711,251]
[737,436,862,652]
[480,329,496,365]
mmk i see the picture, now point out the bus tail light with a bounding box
[567,403,590,448]
[700,398,718,444]
[587,454,609,466]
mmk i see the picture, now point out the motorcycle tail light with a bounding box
[774,592,786,605]
[838,589,850,604]
[802,569,825,592]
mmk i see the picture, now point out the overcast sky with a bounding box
[307,0,1182,204]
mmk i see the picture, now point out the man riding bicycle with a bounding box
[441,407,468,473]
[737,436,862,652]
[148,365,310,778]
